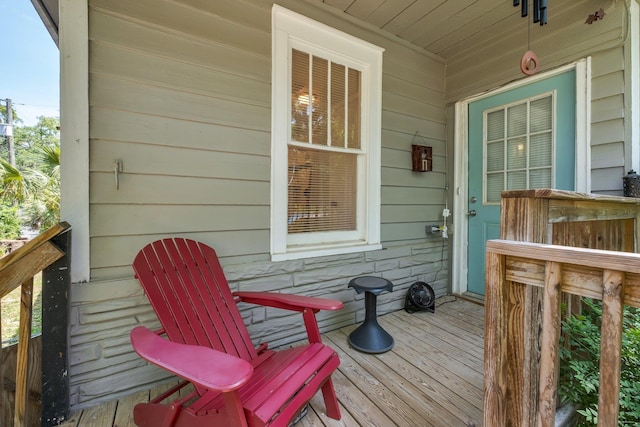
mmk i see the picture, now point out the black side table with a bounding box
[347,276,394,353]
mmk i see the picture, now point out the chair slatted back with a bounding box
[133,238,258,362]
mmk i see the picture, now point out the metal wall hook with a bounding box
[113,160,123,190]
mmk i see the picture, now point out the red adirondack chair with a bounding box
[129,238,343,427]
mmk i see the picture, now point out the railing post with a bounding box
[41,228,71,426]
[14,278,34,427]
[483,250,507,426]
[598,269,624,426]
[538,261,562,427]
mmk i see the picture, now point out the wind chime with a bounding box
[513,0,548,75]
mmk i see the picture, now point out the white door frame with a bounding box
[451,59,591,295]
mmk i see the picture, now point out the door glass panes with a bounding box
[507,104,527,136]
[484,93,554,203]
[530,97,552,132]
[507,137,526,169]
[486,174,503,203]
[530,133,552,167]
[507,171,526,189]
[486,141,504,172]
[529,168,552,188]
[487,110,504,140]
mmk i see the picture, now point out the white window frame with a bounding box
[271,5,383,261]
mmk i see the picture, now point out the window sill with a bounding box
[271,242,382,262]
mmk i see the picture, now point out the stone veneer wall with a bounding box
[68,239,448,407]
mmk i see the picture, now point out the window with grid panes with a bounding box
[484,93,554,203]
[271,6,383,261]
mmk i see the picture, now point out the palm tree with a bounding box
[0,159,32,203]
[0,142,60,231]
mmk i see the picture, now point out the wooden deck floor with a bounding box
[59,298,484,427]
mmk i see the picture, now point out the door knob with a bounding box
[468,209,477,217]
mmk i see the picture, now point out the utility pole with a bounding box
[6,98,15,166]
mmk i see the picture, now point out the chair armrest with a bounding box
[130,326,253,392]
[233,291,344,312]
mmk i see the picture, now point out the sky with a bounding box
[0,0,59,126]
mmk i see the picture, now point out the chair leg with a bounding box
[134,402,181,427]
[223,390,249,427]
[162,402,183,427]
[320,378,341,420]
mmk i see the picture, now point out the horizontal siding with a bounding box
[90,75,271,130]
[90,231,270,270]
[91,0,271,56]
[74,0,450,408]
[90,140,270,181]
[590,48,626,195]
[592,166,626,195]
[591,143,625,170]
[86,0,447,275]
[90,42,271,107]
[90,205,270,237]
[591,94,625,123]
[89,7,270,82]
[90,174,270,205]
[90,108,270,155]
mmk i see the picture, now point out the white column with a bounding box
[59,0,90,283]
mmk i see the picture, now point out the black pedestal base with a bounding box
[348,320,394,354]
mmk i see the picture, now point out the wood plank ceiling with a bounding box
[318,0,509,57]
[312,0,612,60]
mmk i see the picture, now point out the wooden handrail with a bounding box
[0,222,69,273]
[0,222,71,427]
[484,239,639,427]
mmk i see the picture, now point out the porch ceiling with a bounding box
[317,0,510,57]
[312,0,610,60]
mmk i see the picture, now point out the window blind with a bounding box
[288,49,362,234]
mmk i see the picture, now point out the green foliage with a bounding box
[559,298,640,426]
[0,116,60,232]
[0,204,21,240]
[12,116,59,170]
[0,105,22,124]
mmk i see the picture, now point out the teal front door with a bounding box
[467,71,576,296]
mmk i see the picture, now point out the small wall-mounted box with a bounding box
[412,144,432,172]
[426,225,441,234]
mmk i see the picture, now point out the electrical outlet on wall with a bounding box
[426,225,441,234]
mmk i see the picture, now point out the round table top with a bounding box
[348,276,393,295]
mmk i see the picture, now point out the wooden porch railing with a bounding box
[0,222,71,427]
[484,239,640,427]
